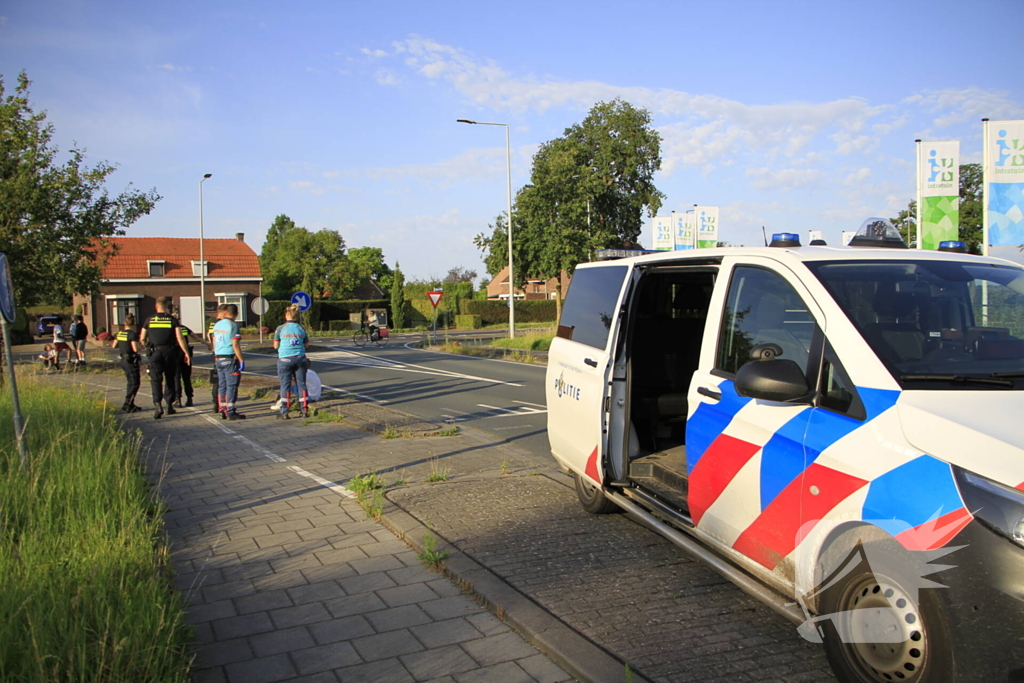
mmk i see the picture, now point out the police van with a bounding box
[545,220,1024,683]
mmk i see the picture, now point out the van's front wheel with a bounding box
[574,474,619,514]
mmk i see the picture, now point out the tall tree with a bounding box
[475,98,663,308]
[0,72,160,305]
[390,263,406,329]
[347,246,393,296]
[890,199,917,246]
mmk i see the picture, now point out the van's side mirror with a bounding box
[735,359,812,403]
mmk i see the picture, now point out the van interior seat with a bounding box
[865,291,925,363]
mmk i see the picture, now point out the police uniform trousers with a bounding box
[175,346,194,401]
[149,345,179,406]
[121,354,140,407]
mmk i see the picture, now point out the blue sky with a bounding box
[3,0,1023,283]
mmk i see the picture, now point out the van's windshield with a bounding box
[808,260,1024,388]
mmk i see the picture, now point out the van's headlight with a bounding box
[954,468,1024,547]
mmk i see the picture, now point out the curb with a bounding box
[377,493,650,683]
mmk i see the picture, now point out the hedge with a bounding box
[454,314,482,329]
[263,300,389,330]
[459,299,557,324]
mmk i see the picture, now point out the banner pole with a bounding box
[982,119,990,257]
[915,139,923,249]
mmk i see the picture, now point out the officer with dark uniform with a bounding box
[110,313,143,413]
[139,296,191,419]
[173,306,195,408]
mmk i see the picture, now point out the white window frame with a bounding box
[191,260,209,277]
[147,260,166,277]
[215,292,247,324]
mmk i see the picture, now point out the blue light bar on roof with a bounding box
[938,241,968,253]
[769,233,801,247]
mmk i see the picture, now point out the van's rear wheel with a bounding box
[817,535,954,683]
[574,474,619,514]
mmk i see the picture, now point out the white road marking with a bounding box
[287,466,356,499]
[476,403,547,419]
[512,400,546,408]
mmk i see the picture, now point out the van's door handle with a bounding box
[697,386,721,401]
[584,358,598,368]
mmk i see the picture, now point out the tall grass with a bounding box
[487,333,553,351]
[0,374,191,682]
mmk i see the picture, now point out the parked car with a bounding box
[36,315,62,338]
[546,219,1024,683]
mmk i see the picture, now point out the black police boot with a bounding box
[154,405,163,420]
[185,397,193,407]
[227,412,246,421]
[166,400,177,415]
[127,404,143,413]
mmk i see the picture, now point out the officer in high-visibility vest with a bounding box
[171,305,195,408]
[139,296,191,419]
[211,303,246,420]
[110,313,143,413]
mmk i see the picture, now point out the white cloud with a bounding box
[844,167,872,185]
[375,69,398,86]
[153,63,192,72]
[289,180,326,195]
[905,87,1024,129]
[360,47,387,59]
[745,167,822,191]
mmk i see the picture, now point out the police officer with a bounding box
[211,303,246,420]
[139,296,191,419]
[110,313,143,413]
[173,307,195,408]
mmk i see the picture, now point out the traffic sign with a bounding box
[291,291,312,311]
[251,296,270,316]
[427,291,443,308]
[0,254,16,323]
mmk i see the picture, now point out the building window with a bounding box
[216,293,247,323]
[148,260,166,277]
[191,261,209,277]
[113,299,140,326]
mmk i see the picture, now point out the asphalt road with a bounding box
[213,335,552,458]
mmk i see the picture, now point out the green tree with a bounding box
[0,72,160,306]
[475,98,663,314]
[347,246,393,296]
[890,199,917,246]
[390,263,406,329]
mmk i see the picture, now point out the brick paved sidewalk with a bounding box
[53,372,574,683]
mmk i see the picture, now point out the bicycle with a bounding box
[352,324,389,347]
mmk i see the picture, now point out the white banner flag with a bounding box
[674,213,695,250]
[985,120,1024,247]
[653,216,673,251]
[695,206,719,248]
[917,140,960,250]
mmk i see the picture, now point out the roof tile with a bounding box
[96,237,261,279]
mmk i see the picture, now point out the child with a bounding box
[38,344,59,370]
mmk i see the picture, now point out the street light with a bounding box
[199,173,212,339]
[458,118,515,339]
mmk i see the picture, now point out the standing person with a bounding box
[208,305,226,413]
[273,304,310,419]
[172,307,195,407]
[52,315,72,366]
[71,314,89,363]
[139,296,191,419]
[111,314,143,413]
[211,303,246,420]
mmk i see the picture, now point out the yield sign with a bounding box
[427,291,443,308]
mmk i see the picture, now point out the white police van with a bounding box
[545,220,1024,683]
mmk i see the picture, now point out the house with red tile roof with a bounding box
[73,233,263,337]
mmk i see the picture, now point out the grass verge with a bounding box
[0,374,191,682]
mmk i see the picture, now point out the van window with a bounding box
[557,265,628,350]
[716,266,815,375]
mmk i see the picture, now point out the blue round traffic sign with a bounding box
[290,291,312,312]
[0,254,16,323]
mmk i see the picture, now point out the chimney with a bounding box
[236,233,245,242]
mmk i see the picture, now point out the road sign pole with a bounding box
[1,316,28,469]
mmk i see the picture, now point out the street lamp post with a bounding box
[457,119,515,339]
[199,173,212,339]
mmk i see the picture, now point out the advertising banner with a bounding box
[653,216,673,251]
[918,141,960,250]
[674,213,695,250]
[695,206,719,248]
[985,120,1024,247]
